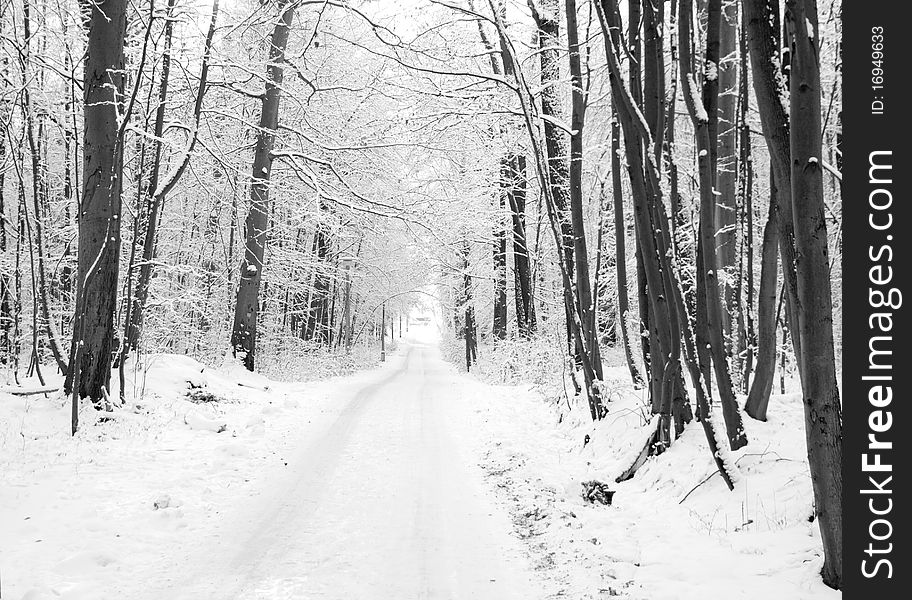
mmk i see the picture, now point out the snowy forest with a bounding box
[1,0,845,598]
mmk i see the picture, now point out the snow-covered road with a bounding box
[3,334,837,600]
[150,344,540,600]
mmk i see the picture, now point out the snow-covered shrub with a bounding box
[256,334,383,382]
[440,329,567,400]
[441,322,637,399]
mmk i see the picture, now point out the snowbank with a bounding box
[443,338,839,599]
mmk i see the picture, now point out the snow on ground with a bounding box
[0,351,398,600]
[148,343,542,600]
[449,340,841,599]
[1,326,840,600]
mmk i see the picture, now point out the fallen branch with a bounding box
[237,382,270,392]
[0,385,60,396]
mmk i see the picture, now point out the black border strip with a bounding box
[843,4,907,596]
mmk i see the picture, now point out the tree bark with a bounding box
[304,211,332,344]
[738,10,755,391]
[610,120,643,387]
[716,0,739,338]
[642,0,665,163]
[565,0,602,382]
[461,240,477,370]
[494,1,604,418]
[627,0,652,388]
[339,256,354,350]
[641,0,683,438]
[492,159,509,339]
[744,172,779,420]
[742,0,803,374]
[596,0,734,486]
[508,155,536,336]
[784,0,842,587]
[598,0,678,441]
[231,0,295,370]
[529,0,577,361]
[682,0,747,450]
[0,17,11,363]
[65,0,128,408]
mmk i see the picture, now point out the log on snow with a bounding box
[0,386,60,396]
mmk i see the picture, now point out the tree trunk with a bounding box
[596,0,735,487]
[642,0,665,163]
[0,140,10,362]
[682,0,747,451]
[610,120,643,387]
[743,0,804,374]
[530,0,577,361]
[231,0,295,370]
[380,302,386,361]
[598,0,678,440]
[122,0,177,356]
[627,0,652,388]
[0,16,11,363]
[304,210,332,344]
[744,172,779,420]
[565,0,602,388]
[461,240,477,370]
[20,3,69,375]
[641,0,679,436]
[59,9,79,309]
[340,258,354,350]
[738,10,755,391]
[716,0,739,339]
[65,0,128,410]
[508,155,536,336]
[784,0,842,587]
[592,188,617,349]
[124,0,218,361]
[495,1,604,417]
[492,159,509,339]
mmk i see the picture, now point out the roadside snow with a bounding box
[2,336,842,600]
[0,353,394,600]
[450,357,841,599]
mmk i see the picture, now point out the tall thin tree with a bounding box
[784,0,842,587]
[681,0,747,450]
[232,0,297,370]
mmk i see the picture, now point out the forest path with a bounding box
[154,343,541,600]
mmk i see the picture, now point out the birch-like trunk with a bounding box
[492,159,509,340]
[686,0,747,450]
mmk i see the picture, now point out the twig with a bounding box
[679,470,721,504]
